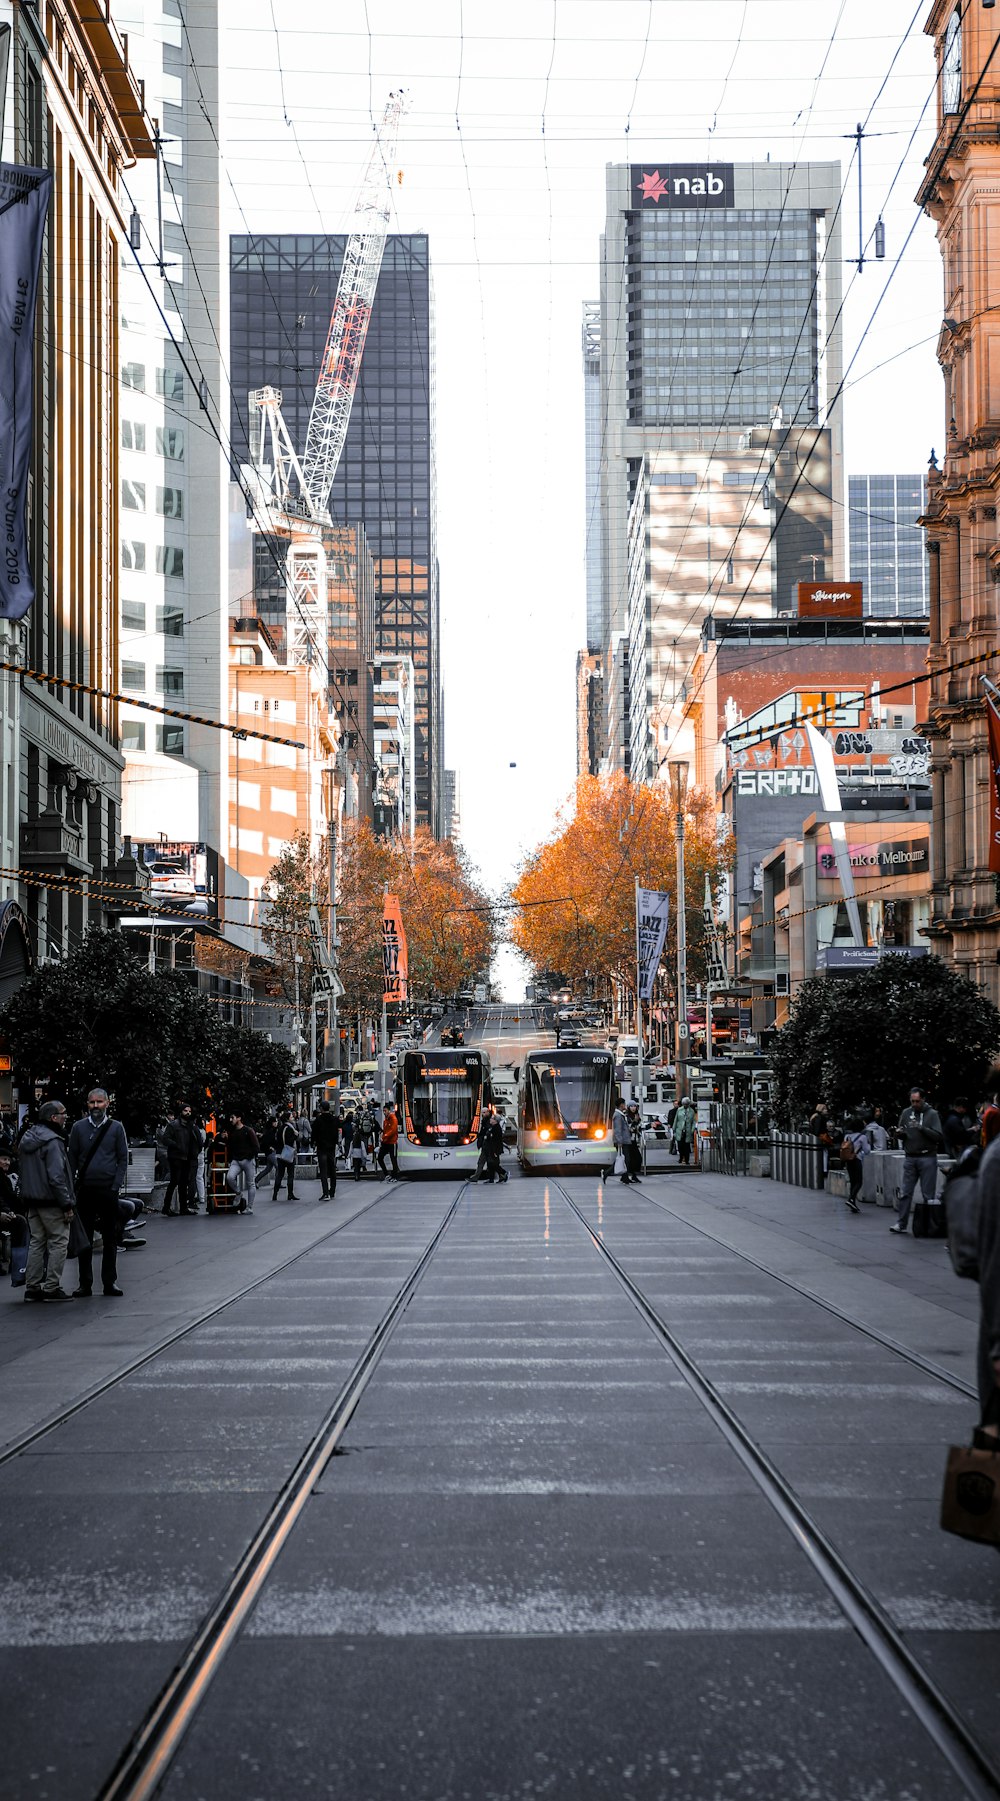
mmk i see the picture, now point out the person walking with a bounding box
[865,1108,889,1153]
[339,1111,355,1166]
[295,1110,312,1155]
[481,1111,508,1184]
[625,1104,643,1183]
[376,1104,400,1179]
[67,1088,129,1298]
[892,1087,945,1234]
[975,1122,1000,1424]
[225,1111,259,1215]
[472,1106,497,1183]
[839,1116,868,1214]
[349,1117,367,1181]
[311,1101,340,1200]
[612,1099,631,1185]
[673,1096,697,1167]
[271,1116,298,1202]
[944,1097,977,1159]
[161,1103,200,1215]
[18,1100,76,1302]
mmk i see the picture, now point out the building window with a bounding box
[156,368,185,401]
[943,8,962,113]
[122,600,145,632]
[157,667,184,696]
[122,420,146,451]
[155,546,185,577]
[156,486,184,519]
[157,724,184,757]
[157,606,184,637]
[122,480,146,511]
[121,720,146,752]
[121,539,146,571]
[156,426,184,460]
[121,661,146,692]
[122,362,145,390]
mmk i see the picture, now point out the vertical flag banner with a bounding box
[985,687,1000,874]
[636,886,670,1001]
[0,163,52,621]
[382,892,408,1003]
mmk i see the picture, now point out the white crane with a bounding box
[243,91,406,663]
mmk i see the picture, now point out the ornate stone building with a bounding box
[919,1,1000,1001]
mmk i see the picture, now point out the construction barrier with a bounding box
[769,1129,825,1190]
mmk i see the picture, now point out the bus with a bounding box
[395,1047,492,1176]
[517,1049,617,1174]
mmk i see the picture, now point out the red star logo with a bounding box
[639,170,669,204]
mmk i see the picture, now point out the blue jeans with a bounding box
[897,1155,937,1227]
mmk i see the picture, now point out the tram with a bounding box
[395,1046,492,1176]
[517,1048,617,1174]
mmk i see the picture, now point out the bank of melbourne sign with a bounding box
[631,164,734,208]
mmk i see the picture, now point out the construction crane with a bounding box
[243,91,406,664]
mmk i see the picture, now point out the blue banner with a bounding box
[0,163,52,621]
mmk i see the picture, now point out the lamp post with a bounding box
[669,758,689,1100]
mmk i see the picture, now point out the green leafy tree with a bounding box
[770,953,1000,1126]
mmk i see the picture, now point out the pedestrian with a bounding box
[349,1118,367,1181]
[295,1110,312,1154]
[980,1084,1000,1149]
[839,1116,867,1214]
[67,1088,129,1298]
[612,1099,631,1185]
[944,1097,977,1159]
[225,1111,259,1215]
[865,1107,890,1153]
[260,1115,279,1175]
[18,1100,76,1301]
[892,1087,945,1235]
[271,1116,298,1201]
[161,1103,200,1216]
[808,1100,835,1173]
[625,1103,643,1183]
[190,1114,208,1211]
[481,1111,508,1184]
[339,1111,355,1166]
[673,1095,697,1167]
[311,1101,340,1200]
[975,1105,1000,1423]
[376,1103,400,1178]
[473,1106,497,1183]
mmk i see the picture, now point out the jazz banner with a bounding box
[636,885,670,1001]
[986,686,1000,875]
[382,892,408,1003]
[0,162,52,621]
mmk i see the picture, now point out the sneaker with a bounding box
[846,1196,860,1213]
[43,1288,72,1301]
[23,1288,45,1303]
[73,1287,93,1298]
[103,1285,124,1297]
[889,1222,905,1234]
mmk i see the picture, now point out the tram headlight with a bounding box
[538,1128,551,1142]
[593,1127,606,1140]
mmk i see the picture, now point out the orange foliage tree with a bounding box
[337,821,494,1018]
[511,773,730,995]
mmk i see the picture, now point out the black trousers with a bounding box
[317,1149,338,1196]
[376,1143,399,1176]
[163,1157,195,1212]
[76,1186,119,1292]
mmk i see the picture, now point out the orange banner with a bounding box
[987,693,1000,875]
[382,893,408,1003]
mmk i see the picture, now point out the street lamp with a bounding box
[668,758,689,1100]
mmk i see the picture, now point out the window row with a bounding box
[121,663,185,695]
[121,720,184,756]
[121,364,185,399]
[122,603,185,636]
[122,482,184,517]
[122,422,185,458]
[122,541,185,576]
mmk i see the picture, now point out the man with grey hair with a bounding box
[67,1088,129,1297]
[17,1100,76,1301]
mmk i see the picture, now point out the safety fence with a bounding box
[769,1129,826,1190]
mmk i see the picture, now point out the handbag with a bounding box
[941,1390,1000,1546]
[66,1210,90,1261]
[278,1144,296,1166]
[10,1238,28,1286]
[613,1150,626,1176]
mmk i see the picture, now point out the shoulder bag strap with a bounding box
[74,1116,111,1189]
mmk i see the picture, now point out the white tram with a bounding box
[395,1047,492,1176]
[517,1049,617,1174]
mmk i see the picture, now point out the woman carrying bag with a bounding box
[271,1116,297,1202]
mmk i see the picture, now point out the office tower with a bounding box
[229,235,442,834]
[582,301,603,656]
[598,160,845,774]
[848,474,929,616]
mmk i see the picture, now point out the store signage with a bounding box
[818,839,929,879]
[631,164,734,208]
[797,580,864,620]
[818,945,929,973]
[736,768,819,796]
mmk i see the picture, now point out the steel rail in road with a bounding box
[554,1180,1000,1801]
[630,1182,978,1400]
[96,1180,469,1801]
[0,1186,398,1468]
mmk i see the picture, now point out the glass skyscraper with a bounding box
[848,474,928,616]
[229,235,441,833]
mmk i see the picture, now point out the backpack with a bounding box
[840,1137,856,1162]
[944,1144,982,1280]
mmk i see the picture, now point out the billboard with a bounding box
[797,580,863,620]
[630,164,734,209]
[0,164,53,621]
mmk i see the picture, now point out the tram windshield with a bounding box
[526,1054,614,1135]
[402,1052,484,1144]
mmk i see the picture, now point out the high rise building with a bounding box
[441,768,461,845]
[848,474,929,616]
[229,235,442,835]
[598,160,845,773]
[115,0,230,858]
[582,301,603,656]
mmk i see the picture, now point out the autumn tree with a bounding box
[259,834,330,1008]
[511,772,730,995]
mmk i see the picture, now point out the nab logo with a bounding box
[631,164,734,209]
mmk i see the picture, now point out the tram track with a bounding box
[91,1180,469,1801]
[553,1178,1000,1801]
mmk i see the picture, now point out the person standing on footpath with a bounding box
[311,1101,340,1200]
[271,1115,298,1202]
[161,1103,200,1215]
[67,1088,129,1298]
[612,1099,631,1185]
[625,1103,644,1183]
[19,1101,76,1302]
[673,1096,697,1167]
[225,1111,259,1215]
[892,1087,945,1235]
[376,1104,400,1179]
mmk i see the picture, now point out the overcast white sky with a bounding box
[221,0,944,900]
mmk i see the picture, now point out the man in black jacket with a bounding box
[67,1088,129,1297]
[311,1102,340,1200]
[161,1103,200,1216]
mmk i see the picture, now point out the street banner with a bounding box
[0,162,52,621]
[986,687,1000,874]
[382,892,408,1003]
[636,885,670,1001]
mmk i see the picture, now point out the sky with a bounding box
[221,0,945,909]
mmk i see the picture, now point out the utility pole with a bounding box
[670,760,689,1099]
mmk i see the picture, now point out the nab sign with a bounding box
[631,164,734,209]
